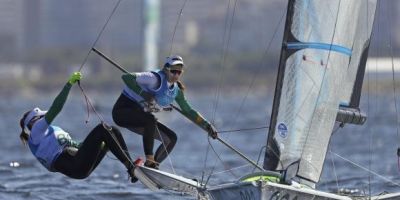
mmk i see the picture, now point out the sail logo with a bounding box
[277,123,288,138]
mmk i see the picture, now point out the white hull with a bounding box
[135,166,400,200]
[204,182,400,200]
[204,181,351,200]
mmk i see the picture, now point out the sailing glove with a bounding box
[68,72,82,84]
[206,123,218,139]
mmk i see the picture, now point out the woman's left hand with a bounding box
[68,72,82,85]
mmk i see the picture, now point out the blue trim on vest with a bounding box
[287,42,352,56]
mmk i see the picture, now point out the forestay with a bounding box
[264,0,377,187]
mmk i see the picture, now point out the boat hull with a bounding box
[204,181,351,200]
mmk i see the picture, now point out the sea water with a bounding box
[1,90,399,199]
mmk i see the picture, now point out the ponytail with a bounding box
[19,111,30,146]
[177,81,185,91]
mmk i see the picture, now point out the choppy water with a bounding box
[1,90,400,199]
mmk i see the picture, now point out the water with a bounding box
[1,90,400,199]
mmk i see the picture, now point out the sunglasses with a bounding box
[169,69,182,75]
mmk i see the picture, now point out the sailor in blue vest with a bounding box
[19,72,137,182]
[112,55,218,169]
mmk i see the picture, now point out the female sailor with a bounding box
[19,72,137,182]
[112,55,218,169]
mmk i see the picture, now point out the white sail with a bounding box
[264,0,377,187]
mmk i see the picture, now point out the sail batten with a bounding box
[264,0,377,188]
[287,42,352,56]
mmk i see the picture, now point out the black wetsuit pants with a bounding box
[112,94,177,163]
[53,124,132,179]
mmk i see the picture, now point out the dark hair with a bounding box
[19,111,30,146]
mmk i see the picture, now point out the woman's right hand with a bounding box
[68,72,82,84]
[206,124,218,139]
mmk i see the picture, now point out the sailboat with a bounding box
[130,0,400,199]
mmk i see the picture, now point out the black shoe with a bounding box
[127,167,138,183]
[144,160,159,170]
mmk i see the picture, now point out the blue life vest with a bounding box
[147,70,179,107]
[28,120,74,171]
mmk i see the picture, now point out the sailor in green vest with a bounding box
[19,72,137,182]
[112,55,218,169]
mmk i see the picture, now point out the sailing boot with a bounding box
[144,155,159,170]
[144,160,159,169]
[126,158,143,183]
[127,166,138,183]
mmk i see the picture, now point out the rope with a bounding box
[204,137,239,186]
[217,126,269,134]
[387,0,400,172]
[203,0,238,187]
[211,0,237,124]
[208,163,252,177]
[78,0,122,72]
[203,0,288,185]
[155,126,176,174]
[228,10,286,131]
[328,145,340,193]
[330,151,400,188]
[365,0,376,197]
[168,0,188,55]
[73,0,137,172]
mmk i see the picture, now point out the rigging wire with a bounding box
[366,0,377,197]
[73,0,139,172]
[203,0,243,187]
[326,124,344,194]
[329,147,340,193]
[387,0,400,172]
[228,8,286,132]
[155,126,176,174]
[203,0,287,186]
[78,0,122,72]
[330,151,400,188]
[217,126,269,134]
[201,0,235,186]
[168,0,188,55]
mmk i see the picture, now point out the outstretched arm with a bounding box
[175,90,218,139]
[122,73,142,93]
[44,72,82,124]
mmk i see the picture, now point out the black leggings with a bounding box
[112,94,177,163]
[53,124,132,179]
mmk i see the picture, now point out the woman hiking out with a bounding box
[112,55,218,169]
[19,72,137,182]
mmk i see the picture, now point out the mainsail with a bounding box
[264,0,377,187]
